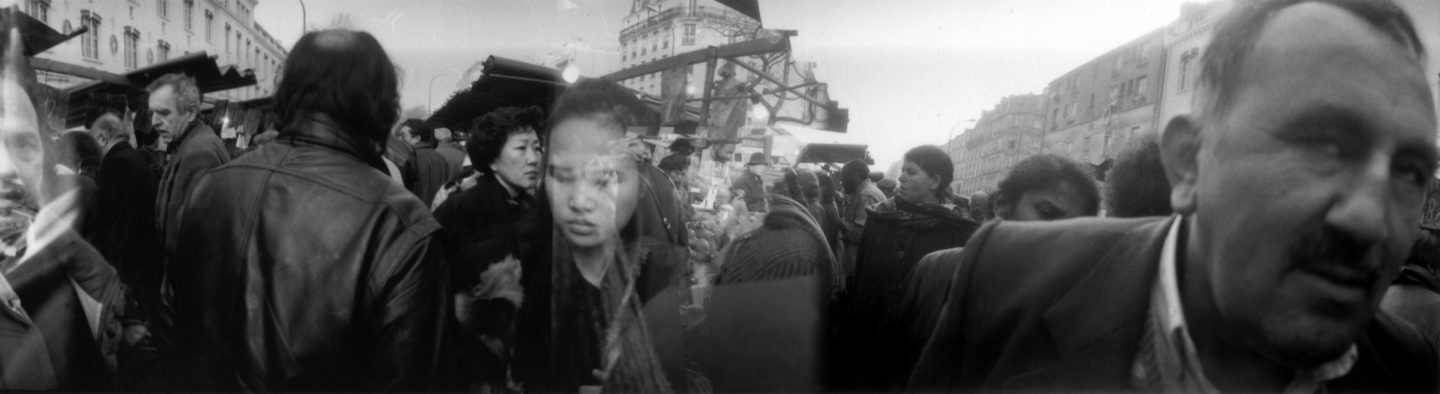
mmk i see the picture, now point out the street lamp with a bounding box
[428,73,449,114]
[298,0,307,33]
[561,61,580,84]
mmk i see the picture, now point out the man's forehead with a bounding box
[1256,3,1420,63]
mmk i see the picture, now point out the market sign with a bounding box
[1422,177,1440,229]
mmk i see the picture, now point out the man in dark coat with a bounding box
[400,119,455,205]
[168,29,449,392]
[730,152,768,212]
[149,73,229,267]
[910,1,1440,392]
[88,112,163,358]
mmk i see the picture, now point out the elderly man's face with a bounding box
[147,85,193,137]
[1181,4,1436,367]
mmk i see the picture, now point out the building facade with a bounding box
[1157,0,1232,127]
[618,0,760,96]
[949,94,1047,196]
[1041,29,1165,169]
[22,0,287,102]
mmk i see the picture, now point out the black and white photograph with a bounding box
[1,0,1439,392]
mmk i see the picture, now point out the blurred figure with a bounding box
[399,119,455,205]
[56,131,102,179]
[385,123,418,187]
[169,29,447,391]
[0,28,126,391]
[731,152,769,213]
[968,191,991,223]
[816,172,842,254]
[698,192,840,392]
[838,159,884,279]
[1105,134,1172,218]
[149,73,229,260]
[868,171,884,185]
[912,1,1438,391]
[433,105,548,392]
[841,145,978,391]
[133,122,166,181]
[433,127,466,173]
[52,131,100,237]
[993,154,1099,221]
[539,79,682,392]
[88,112,164,380]
[657,153,690,191]
[795,168,825,224]
[876,177,897,199]
[1381,230,1440,341]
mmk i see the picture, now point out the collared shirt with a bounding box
[1131,216,1357,394]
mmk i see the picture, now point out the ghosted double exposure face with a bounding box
[546,116,640,251]
[0,45,46,247]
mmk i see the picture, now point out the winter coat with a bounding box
[156,121,229,259]
[0,194,126,391]
[409,140,456,206]
[92,143,163,327]
[168,114,449,391]
[838,196,978,391]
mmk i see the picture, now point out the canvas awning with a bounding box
[427,56,570,129]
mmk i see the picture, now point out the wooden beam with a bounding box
[723,57,829,108]
[30,57,134,88]
[602,34,790,82]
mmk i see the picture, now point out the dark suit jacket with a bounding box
[909,216,1438,393]
[93,143,162,322]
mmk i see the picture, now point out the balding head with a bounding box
[275,29,399,147]
[90,112,128,149]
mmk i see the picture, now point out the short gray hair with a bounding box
[146,73,201,114]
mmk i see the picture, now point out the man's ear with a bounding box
[1160,115,1202,214]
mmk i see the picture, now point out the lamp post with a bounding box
[428,73,450,115]
[298,0,307,33]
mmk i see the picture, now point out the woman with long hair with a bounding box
[537,79,680,393]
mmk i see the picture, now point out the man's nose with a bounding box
[1325,157,1392,247]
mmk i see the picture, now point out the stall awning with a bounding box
[0,6,86,56]
[427,56,570,129]
[64,51,256,97]
[715,0,762,23]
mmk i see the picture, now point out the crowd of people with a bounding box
[1,0,1439,392]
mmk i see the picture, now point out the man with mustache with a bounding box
[0,27,126,391]
[909,0,1439,392]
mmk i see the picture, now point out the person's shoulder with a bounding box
[1342,311,1440,391]
[959,216,1171,287]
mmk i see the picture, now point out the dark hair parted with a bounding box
[998,154,1100,216]
[1197,0,1425,118]
[1105,135,1172,218]
[468,106,544,175]
[903,144,954,201]
[274,29,399,145]
[400,118,434,143]
[548,79,652,133]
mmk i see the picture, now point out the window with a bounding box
[683,23,696,46]
[1135,76,1148,101]
[81,10,101,60]
[184,0,194,32]
[124,26,139,69]
[157,0,168,19]
[158,39,171,61]
[205,10,214,42]
[25,0,50,24]
[224,23,231,55]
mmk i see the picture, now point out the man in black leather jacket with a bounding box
[167,29,449,391]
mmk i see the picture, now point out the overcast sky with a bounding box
[253,0,1223,167]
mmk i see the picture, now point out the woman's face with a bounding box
[897,161,937,204]
[491,129,543,191]
[546,117,641,250]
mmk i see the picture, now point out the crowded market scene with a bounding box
[2,0,1440,392]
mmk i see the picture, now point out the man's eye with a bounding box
[1394,161,1431,187]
